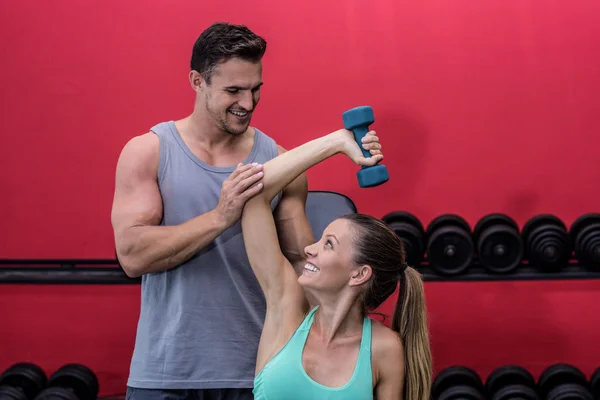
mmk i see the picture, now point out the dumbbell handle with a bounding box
[349,124,373,162]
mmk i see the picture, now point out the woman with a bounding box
[240,127,432,399]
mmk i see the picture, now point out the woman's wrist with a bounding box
[324,129,348,155]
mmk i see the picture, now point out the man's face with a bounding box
[201,58,263,136]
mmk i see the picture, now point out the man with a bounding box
[111,22,315,400]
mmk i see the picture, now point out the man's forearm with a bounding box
[261,131,344,201]
[116,209,229,277]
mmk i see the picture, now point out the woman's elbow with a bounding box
[244,191,272,210]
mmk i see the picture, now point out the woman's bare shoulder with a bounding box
[370,319,405,382]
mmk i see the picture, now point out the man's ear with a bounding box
[349,265,372,287]
[189,70,205,92]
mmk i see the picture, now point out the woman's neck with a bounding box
[311,290,365,346]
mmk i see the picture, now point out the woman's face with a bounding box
[298,218,370,293]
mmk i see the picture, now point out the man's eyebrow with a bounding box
[224,82,264,90]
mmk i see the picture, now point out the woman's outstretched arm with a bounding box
[240,129,383,304]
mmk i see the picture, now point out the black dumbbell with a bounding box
[381,211,425,267]
[0,386,29,400]
[425,214,474,276]
[485,365,539,400]
[473,214,524,274]
[431,366,485,400]
[34,363,98,400]
[570,213,600,271]
[590,367,600,399]
[0,362,47,400]
[521,214,571,272]
[537,363,593,400]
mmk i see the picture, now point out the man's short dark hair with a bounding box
[191,22,267,84]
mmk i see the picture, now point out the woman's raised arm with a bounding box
[240,129,383,304]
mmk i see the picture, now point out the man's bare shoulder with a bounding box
[117,132,159,166]
[121,132,159,154]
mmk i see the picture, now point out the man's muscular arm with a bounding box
[111,133,263,278]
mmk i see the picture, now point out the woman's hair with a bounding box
[340,213,433,400]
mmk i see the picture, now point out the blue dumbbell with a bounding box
[342,106,389,188]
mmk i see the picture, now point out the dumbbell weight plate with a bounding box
[570,213,600,271]
[521,215,570,272]
[590,367,600,399]
[47,364,99,400]
[381,211,425,267]
[432,366,484,400]
[485,364,536,398]
[537,363,589,400]
[437,385,486,400]
[473,214,523,274]
[0,362,47,400]
[546,383,593,400]
[491,384,539,400]
[426,215,474,276]
[0,386,28,400]
[34,387,80,400]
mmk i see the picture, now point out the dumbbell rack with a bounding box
[380,211,600,399]
[381,211,600,282]
[1,208,599,284]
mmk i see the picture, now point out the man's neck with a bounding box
[178,111,246,150]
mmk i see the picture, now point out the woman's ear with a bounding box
[349,264,372,287]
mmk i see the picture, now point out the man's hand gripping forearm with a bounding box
[116,163,265,277]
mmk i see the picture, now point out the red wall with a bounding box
[1,0,599,396]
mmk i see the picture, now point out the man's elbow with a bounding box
[116,247,147,278]
[123,266,144,279]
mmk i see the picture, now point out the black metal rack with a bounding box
[0,259,139,284]
[418,262,600,282]
[1,259,599,284]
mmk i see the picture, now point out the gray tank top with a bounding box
[127,121,282,390]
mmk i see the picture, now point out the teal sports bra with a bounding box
[253,306,373,399]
